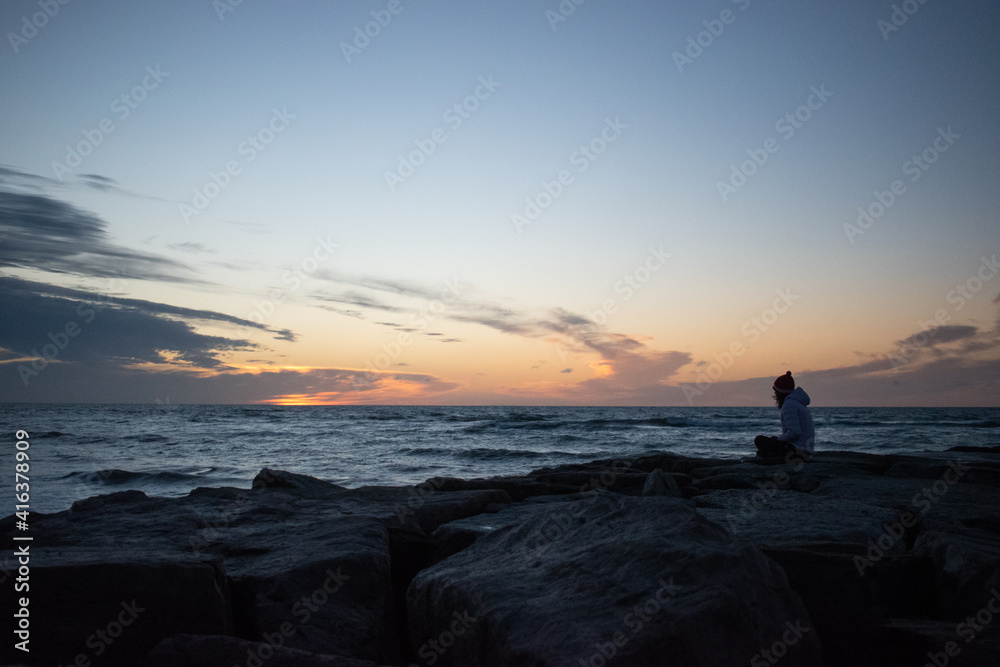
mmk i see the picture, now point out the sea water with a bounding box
[1,404,997,513]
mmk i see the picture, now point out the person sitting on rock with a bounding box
[754,371,814,461]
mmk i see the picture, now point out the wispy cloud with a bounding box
[897,325,978,349]
[0,280,258,378]
[0,165,53,191]
[0,187,199,284]
[77,173,118,191]
[166,241,217,255]
[1,361,460,404]
[0,276,294,342]
[310,270,695,401]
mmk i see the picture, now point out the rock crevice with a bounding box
[3,449,999,666]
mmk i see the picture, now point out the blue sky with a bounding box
[1,0,998,405]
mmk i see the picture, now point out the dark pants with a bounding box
[754,435,796,459]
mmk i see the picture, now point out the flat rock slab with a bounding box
[0,472,507,667]
[694,489,898,551]
[408,494,821,666]
[3,450,1000,667]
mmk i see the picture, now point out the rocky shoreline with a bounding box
[3,447,1000,666]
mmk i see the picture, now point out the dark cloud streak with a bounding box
[0,189,199,284]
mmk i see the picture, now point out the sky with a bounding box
[0,0,998,406]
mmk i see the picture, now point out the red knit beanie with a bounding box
[773,371,795,394]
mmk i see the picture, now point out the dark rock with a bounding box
[632,452,738,476]
[695,489,899,550]
[791,474,822,493]
[5,450,1000,667]
[692,472,761,490]
[947,445,1000,454]
[886,459,1000,488]
[763,549,937,667]
[2,558,233,667]
[143,634,390,667]
[408,494,822,666]
[913,512,1000,620]
[252,467,348,493]
[0,473,509,666]
[425,475,578,502]
[429,494,612,561]
[641,468,682,497]
[870,618,1000,667]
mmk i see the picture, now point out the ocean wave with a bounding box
[828,418,1000,429]
[461,421,496,433]
[461,419,570,433]
[824,420,893,427]
[958,420,1000,429]
[582,417,692,429]
[75,435,112,445]
[400,446,577,461]
[455,447,559,460]
[504,412,550,422]
[400,446,453,456]
[229,430,286,439]
[122,434,173,443]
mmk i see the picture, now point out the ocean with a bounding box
[2,404,998,514]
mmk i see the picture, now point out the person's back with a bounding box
[755,371,814,460]
[779,386,814,454]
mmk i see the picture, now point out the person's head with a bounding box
[772,371,794,408]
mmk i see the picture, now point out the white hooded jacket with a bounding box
[779,387,815,453]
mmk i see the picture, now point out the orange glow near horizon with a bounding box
[262,393,341,406]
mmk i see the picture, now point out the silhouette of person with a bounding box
[754,371,814,461]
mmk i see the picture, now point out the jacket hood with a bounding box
[785,387,810,406]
